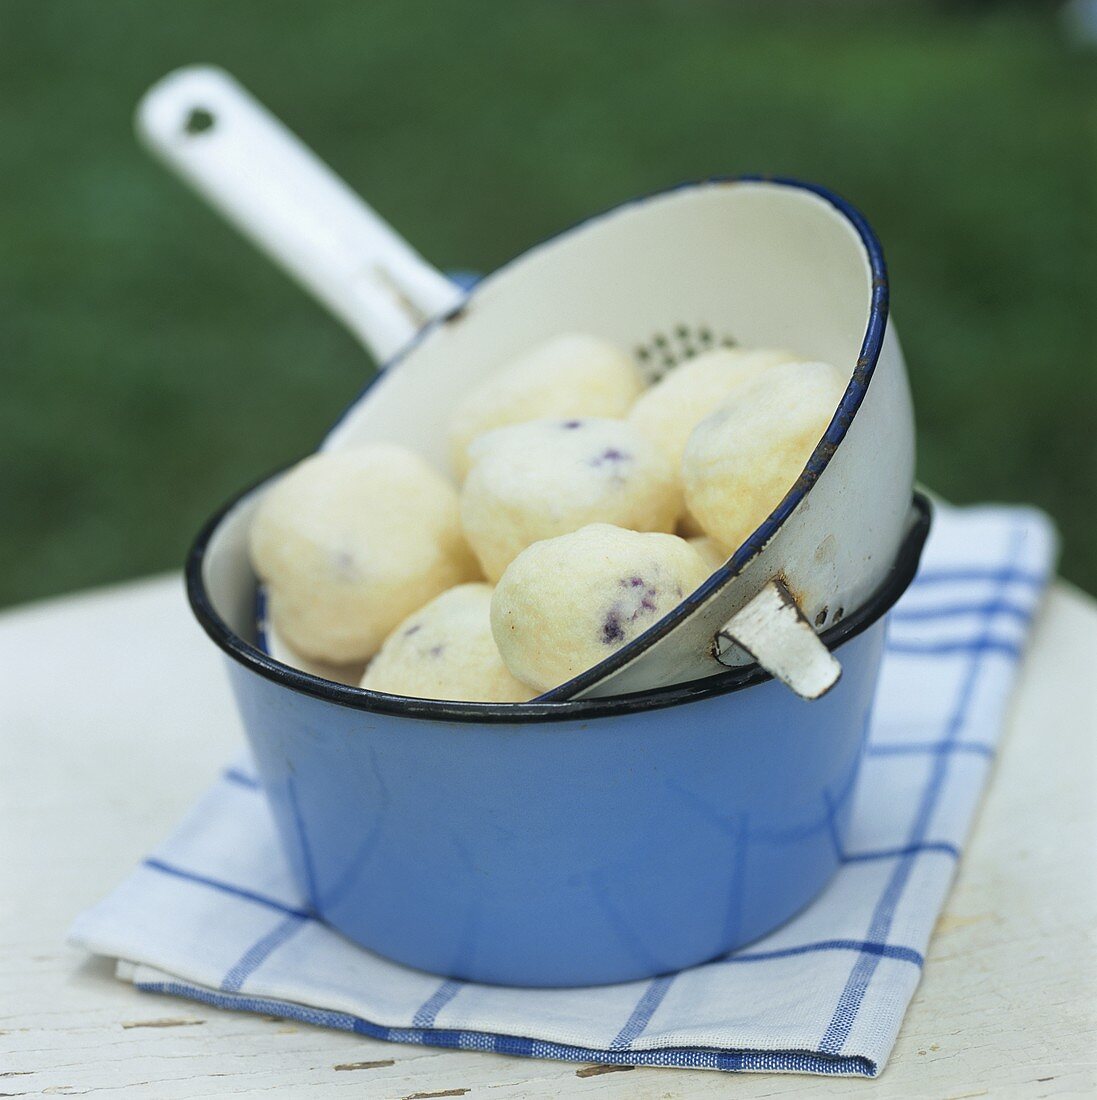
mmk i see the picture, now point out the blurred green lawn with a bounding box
[2,0,1095,608]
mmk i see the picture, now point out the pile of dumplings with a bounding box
[249,334,847,702]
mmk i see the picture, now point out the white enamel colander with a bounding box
[138,67,916,700]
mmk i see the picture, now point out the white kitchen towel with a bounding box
[70,502,1056,1077]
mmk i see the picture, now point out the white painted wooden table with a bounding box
[2,574,1095,1098]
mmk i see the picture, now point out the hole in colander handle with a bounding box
[136,65,463,364]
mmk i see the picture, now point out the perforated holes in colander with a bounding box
[634,325,738,384]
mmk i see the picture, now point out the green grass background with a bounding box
[2,0,1095,608]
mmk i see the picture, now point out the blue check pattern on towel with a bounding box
[70,502,1056,1078]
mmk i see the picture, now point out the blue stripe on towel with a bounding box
[413,980,464,1027]
[610,974,675,1049]
[133,976,881,1076]
[912,565,1044,587]
[142,858,312,920]
[221,914,306,993]
[728,939,923,968]
[891,599,1033,624]
[843,841,960,863]
[886,637,1022,660]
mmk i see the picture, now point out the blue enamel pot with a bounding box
[186,484,930,988]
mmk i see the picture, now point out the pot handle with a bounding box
[715,579,842,700]
[136,66,463,364]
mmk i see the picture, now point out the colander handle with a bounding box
[715,579,842,700]
[136,66,463,363]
